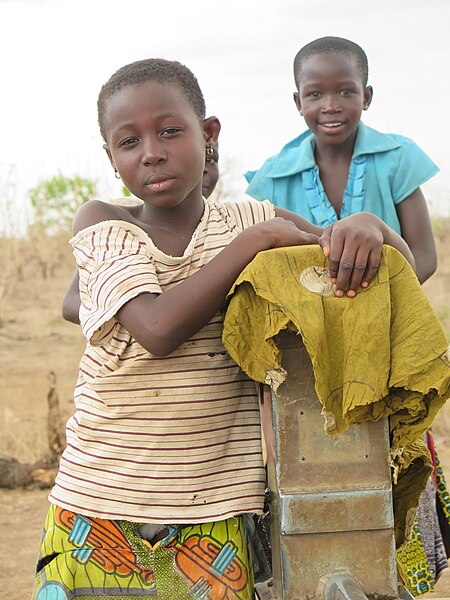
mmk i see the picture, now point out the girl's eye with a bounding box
[306,91,320,99]
[119,137,139,147]
[341,89,355,96]
[162,128,181,136]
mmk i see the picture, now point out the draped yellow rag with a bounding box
[222,245,450,547]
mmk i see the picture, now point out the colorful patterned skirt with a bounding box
[32,504,255,599]
[396,433,450,596]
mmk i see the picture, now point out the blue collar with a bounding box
[267,122,401,179]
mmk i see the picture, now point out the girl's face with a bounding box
[103,81,217,211]
[294,52,372,149]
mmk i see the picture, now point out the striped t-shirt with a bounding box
[50,197,275,523]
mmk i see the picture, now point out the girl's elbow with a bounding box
[61,303,70,321]
[62,303,79,324]
[419,257,437,284]
[137,326,180,357]
[118,309,179,356]
[145,341,176,357]
[414,245,437,283]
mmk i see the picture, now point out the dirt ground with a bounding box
[0,223,449,599]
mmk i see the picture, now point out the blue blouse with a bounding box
[245,123,439,234]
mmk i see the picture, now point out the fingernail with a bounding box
[335,289,344,297]
[347,290,356,298]
[361,281,369,288]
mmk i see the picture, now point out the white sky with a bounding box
[1,0,449,221]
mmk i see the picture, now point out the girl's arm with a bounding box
[395,188,437,284]
[117,207,412,355]
[116,218,319,356]
[62,271,81,324]
[275,207,416,296]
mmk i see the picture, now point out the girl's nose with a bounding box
[321,95,342,113]
[142,138,166,165]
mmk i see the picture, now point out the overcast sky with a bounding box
[1,0,449,220]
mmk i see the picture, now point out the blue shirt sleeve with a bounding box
[244,158,275,201]
[391,138,439,204]
[244,170,257,184]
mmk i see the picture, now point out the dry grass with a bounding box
[0,235,84,463]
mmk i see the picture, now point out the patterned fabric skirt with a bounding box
[396,433,450,596]
[32,504,255,599]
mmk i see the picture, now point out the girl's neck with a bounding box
[137,192,206,256]
[313,134,358,220]
[314,135,355,164]
[139,192,205,230]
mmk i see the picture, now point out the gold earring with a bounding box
[114,170,121,179]
[206,143,214,156]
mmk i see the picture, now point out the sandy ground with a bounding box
[1,489,49,600]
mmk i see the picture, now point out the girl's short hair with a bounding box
[293,36,369,87]
[97,58,206,140]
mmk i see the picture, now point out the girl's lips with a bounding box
[148,180,171,191]
[319,121,345,128]
[145,176,175,191]
[317,121,347,135]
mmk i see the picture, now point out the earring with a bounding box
[363,105,368,110]
[300,110,303,116]
[114,170,121,179]
[206,143,214,156]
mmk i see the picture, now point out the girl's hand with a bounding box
[319,212,414,297]
[272,207,415,298]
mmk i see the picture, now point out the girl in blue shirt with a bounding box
[247,36,447,596]
[246,36,438,285]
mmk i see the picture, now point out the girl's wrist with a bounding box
[374,216,389,243]
[237,226,274,254]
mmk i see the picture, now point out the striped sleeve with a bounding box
[220,198,275,231]
[70,222,162,344]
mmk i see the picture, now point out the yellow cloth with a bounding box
[222,245,450,546]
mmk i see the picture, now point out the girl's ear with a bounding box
[363,85,374,110]
[103,144,116,171]
[293,92,303,116]
[203,116,221,145]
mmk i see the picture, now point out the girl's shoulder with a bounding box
[371,130,437,171]
[380,132,419,151]
[360,124,426,156]
[72,198,142,236]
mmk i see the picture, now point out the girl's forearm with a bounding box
[117,222,317,356]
